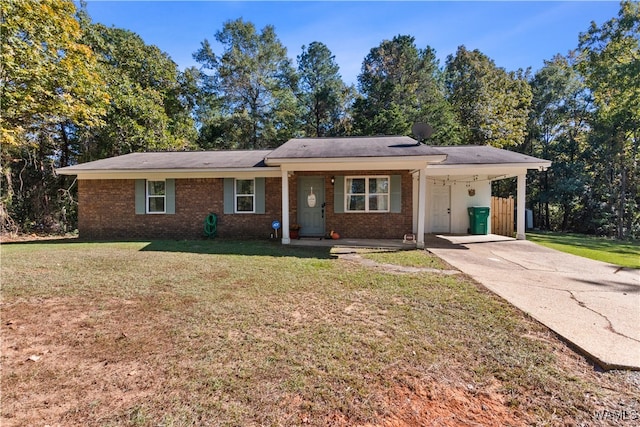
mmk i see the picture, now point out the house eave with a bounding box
[426,161,551,176]
[57,167,282,180]
[265,155,447,171]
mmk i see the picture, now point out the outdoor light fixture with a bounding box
[331,176,335,185]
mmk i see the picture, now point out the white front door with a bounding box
[431,185,451,233]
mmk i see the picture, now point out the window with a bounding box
[147,180,166,213]
[235,179,255,213]
[345,176,389,212]
[135,179,174,215]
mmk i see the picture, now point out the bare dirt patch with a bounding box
[337,252,459,275]
[2,297,175,426]
[378,380,526,427]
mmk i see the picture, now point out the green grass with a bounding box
[527,231,640,268]
[2,239,637,426]
[357,249,449,269]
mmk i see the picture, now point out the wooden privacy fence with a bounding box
[491,196,514,237]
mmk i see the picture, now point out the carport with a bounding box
[419,146,551,240]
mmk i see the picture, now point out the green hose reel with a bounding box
[204,212,217,238]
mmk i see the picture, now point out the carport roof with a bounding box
[435,145,550,165]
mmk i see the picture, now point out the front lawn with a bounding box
[527,231,640,268]
[2,239,637,426]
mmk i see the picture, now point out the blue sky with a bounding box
[84,1,621,85]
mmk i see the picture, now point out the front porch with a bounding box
[287,233,515,250]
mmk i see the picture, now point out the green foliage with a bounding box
[297,42,354,137]
[194,18,300,149]
[522,1,639,239]
[0,0,108,233]
[353,35,460,144]
[0,0,197,234]
[526,53,593,231]
[445,46,532,148]
[0,0,107,145]
[79,20,197,158]
[577,0,639,239]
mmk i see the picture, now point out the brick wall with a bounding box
[78,178,281,240]
[287,171,414,239]
[78,171,413,240]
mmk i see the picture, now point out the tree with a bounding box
[194,19,299,149]
[577,0,639,239]
[0,0,107,146]
[445,46,532,148]
[78,17,197,159]
[527,53,592,231]
[353,35,460,144]
[0,0,108,232]
[297,42,353,137]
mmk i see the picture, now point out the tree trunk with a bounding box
[561,203,570,231]
[544,169,550,230]
[618,162,626,240]
[60,122,70,168]
[315,96,321,137]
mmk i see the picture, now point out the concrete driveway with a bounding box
[426,234,640,370]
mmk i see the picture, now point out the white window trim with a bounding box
[344,175,390,213]
[146,179,166,214]
[235,178,255,213]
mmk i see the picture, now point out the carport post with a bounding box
[516,173,526,240]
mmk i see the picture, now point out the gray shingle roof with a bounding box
[57,150,272,172]
[435,145,550,165]
[265,136,445,160]
[56,139,550,175]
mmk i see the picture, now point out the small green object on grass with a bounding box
[204,212,217,238]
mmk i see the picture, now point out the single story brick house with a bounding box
[57,136,551,247]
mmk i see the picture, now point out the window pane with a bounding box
[236,195,254,212]
[347,178,365,194]
[148,181,165,196]
[236,179,254,195]
[148,196,165,213]
[369,195,389,211]
[369,178,388,194]
[348,195,365,211]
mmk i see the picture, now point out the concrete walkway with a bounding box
[290,237,417,249]
[426,234,640,370]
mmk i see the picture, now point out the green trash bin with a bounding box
[468,206,490,235]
